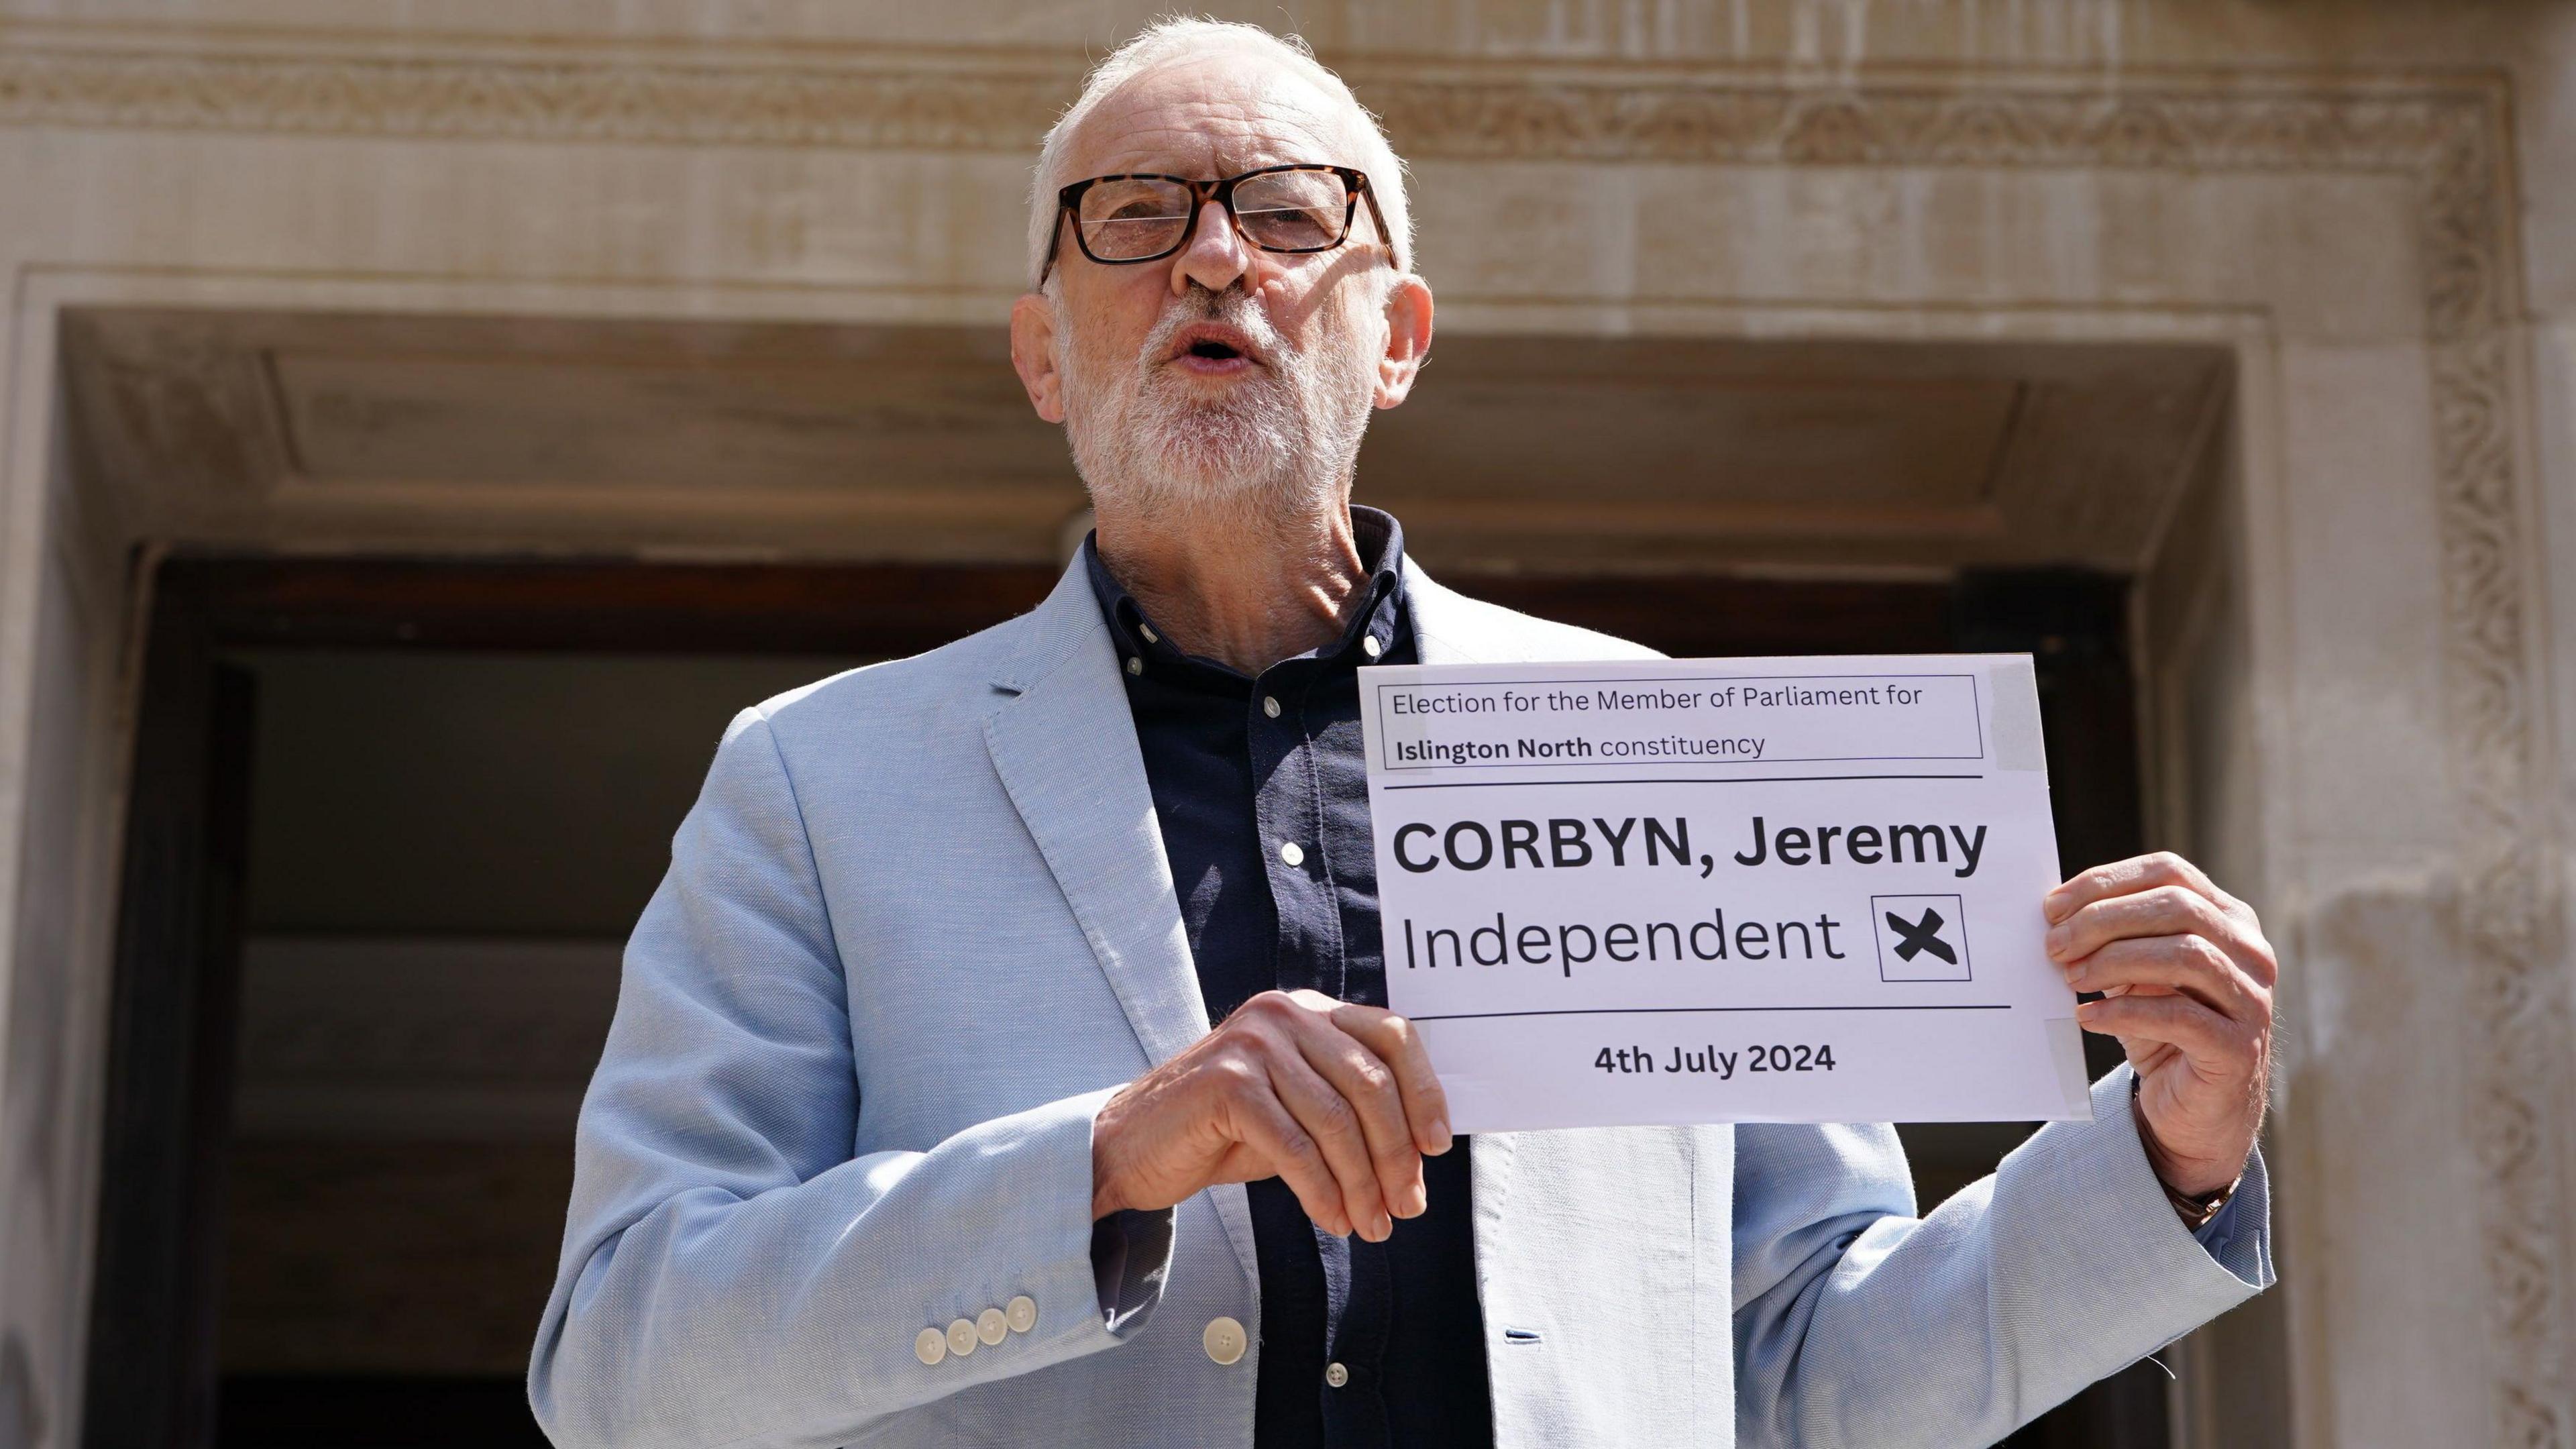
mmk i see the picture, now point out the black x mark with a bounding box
[1886,908,1957,965]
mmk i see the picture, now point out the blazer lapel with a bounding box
[983,562,1260,1283]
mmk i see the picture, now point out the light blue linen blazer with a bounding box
[529,559,2272,1448]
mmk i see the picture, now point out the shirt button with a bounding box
[1362,635,1383,659]
[1325,1361,1350,1389]
[1203,1316,1248,1365]
[976,1307,1009,1346]
[1125,656,1142,677]
[1006,1295,1038,1334]
[1263,695,1282,718]
[946,1319,978,1358]
[1278,841,1304,867]
[914,1326,947,1366]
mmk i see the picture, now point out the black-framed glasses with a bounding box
[1040,163,1395,284]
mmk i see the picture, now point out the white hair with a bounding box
[1026,17,1414,289]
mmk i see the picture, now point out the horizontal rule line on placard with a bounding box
[1381,772,1985,790]
[1410,1004,2013,1021]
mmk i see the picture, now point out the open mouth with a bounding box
[1167,321,1262,371]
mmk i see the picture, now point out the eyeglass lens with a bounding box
[1077,169,1350,260]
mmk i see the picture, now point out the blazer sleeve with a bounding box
[527,708,1169,1449]
[1730,1063,2273,1448]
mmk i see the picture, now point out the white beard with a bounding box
[1060,286,1379,526]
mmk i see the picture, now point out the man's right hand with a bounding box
[1090,989,1453,1242]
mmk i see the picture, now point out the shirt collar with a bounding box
[1083,506,1410,682]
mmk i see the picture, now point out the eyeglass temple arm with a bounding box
[1356,178,1401,273]
[1038,205,1066,286]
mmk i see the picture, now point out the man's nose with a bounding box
[1171,197,1250,295]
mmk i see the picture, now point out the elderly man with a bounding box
[531,19,2274,1448]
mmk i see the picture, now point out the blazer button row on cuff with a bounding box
[915,1295,1040,1366]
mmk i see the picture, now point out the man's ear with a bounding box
[1010,291,1067,423]
[1373,274,1434,411]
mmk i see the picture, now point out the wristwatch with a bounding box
[2162,1173,2237,1232]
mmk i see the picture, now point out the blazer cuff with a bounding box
[2000,1063,2275,1349]
[910,1085,1163,1373]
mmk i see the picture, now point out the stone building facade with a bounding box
[0,2,2571,1446]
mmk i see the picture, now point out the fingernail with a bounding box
[2043,927,2070,960]
[2063,961,2088,987]
[2043,890,2072,923]
[2074,1000,2100,1022]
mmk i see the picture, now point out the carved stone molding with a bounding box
[0,40,1076,149]
[0,31,2559,1448]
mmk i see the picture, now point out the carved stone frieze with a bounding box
[0,30,2560,1448]
[0,44,1074,149]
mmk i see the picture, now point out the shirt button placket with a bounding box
[1256,666,1326,987]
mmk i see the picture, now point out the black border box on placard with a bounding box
[1872,893,1973,982]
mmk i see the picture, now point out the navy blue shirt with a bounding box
[1085,508,1492,1449]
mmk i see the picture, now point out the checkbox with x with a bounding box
[1872,894,1973,981]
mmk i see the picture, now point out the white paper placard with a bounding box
[1359,654,2090,1132]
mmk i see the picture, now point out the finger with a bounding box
[2046,851,2232,925]
[2074,992,2250,1073]
[1291,1020,1429,1220]
[2062,934,2267,1026]
[1330,1004,1453,1155]
[2046,883,2269,983]
[1268,1052,1393,1241]
[1229,1084,1356,1238]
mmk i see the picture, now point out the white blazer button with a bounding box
[1006,1295,1038,1334]
[976,1307,1008,1346]
[1203,1316,1248,1365]
[946,1319,978,1358]
[1278,841,1303,867]
[1263,695,1282,718]
[1362,635,1383,659]
[914,1326,947,1366]
[1125,656,1143,676]
[1325,1362,1350,1388]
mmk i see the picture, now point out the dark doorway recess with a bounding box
[93,553,2151,1449]
[85,570,257,1449]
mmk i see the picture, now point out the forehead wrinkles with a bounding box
[1070,58,1363,179]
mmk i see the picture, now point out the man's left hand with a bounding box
[2044,852,2275,1198]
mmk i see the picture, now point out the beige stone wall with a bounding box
[0,3,2569,1446]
